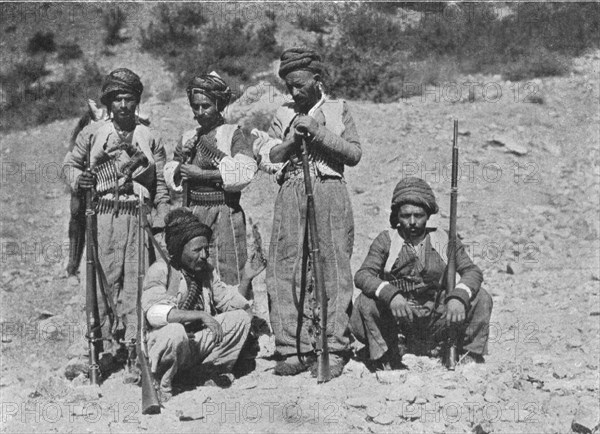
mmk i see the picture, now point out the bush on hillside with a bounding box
[141,4,280,89]
[0,58,103,131]
[103,7,127,46]
[27,32,56,54]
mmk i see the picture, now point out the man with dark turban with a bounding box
[164,72,257,292]
[141,208,260,397]
[63,68,170,376]
[350,177,493,370]
[252,47,362,377]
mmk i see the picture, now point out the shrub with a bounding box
[27,32,56,54]
[0,59,104,131]
[57,43,84,62]
[295,5,331,33]
[141,4,279,89]
[103,6,127,46]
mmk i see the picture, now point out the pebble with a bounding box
[372,413,394,425]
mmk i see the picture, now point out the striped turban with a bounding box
[186,72,232,111]
[278,47,325,79]
[390,177,439,228]
[100,68,143,107]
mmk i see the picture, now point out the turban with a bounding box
[390,177,438,227]
[100,68,143,107]
[186,72,232,110]
[165,208,213,267]
[278,47,325,79]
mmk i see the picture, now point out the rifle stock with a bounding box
[137,199,161,414]
[300,136,331,383]
[446,120,460,370]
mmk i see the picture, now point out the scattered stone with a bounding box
[473,422,492,434]
[65,384,101,403]
[177,407,205,421]
[65,357,88,380]
[372,413,394,425]
[506,263,522,275]
[38,315,68,341]
[414,396,427,404]
[375,370,407,384]
[486,135,528,156]
[34,376,72,400]
[71,373,88,387]
[346,397,369,408]
[366,405,380,419]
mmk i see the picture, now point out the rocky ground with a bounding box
[1,5,600,434]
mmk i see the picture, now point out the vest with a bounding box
[89,120,157,198]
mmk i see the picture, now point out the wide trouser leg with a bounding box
[191,204,247,286]
[95,212,142,343]
[66,192,86,276]
[349,293,398,360]
[192,310,252,372]
[267,178,354,357]
[147,323,195,393]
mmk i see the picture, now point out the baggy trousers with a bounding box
[146,310,251,392]
[191,203,247,286]
[267,176,354,357]
[350,288,493,360]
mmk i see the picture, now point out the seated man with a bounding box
[350,177,493,370]
[142,208,260,397]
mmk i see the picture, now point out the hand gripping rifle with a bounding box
[300,92,331,383]
[137,197,161,414]
[85,145,102,385]
[446,120,460,370]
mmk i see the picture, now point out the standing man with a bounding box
[63,68,170,365]
[164,72,257,291]
[350,177,493,370]
[253,47,362,377]
[142,208,258,398]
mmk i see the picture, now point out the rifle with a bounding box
[299,90,331,383]
[137,197,161,414]
[85,145,102,385]
[446,120,460,370]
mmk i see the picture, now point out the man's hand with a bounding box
[198,313,223,344]
[389,294,415,322]
[77,171,96,191]
[293,115,320,138]
[179,164,211,182]
[445,299,466,324]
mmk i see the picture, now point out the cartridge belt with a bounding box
[188,189,240,207]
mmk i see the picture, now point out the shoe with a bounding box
[310,353,348,379]
[274,354,316,376]
[368,350,406,372]
[203,373,235,388]
[458,352,485,365]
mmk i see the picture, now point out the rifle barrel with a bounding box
[300,136,331,383]
[85,145,101,385]
[446,120,459,370]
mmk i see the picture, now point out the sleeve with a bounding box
[354,231,402,305]
[251,109,286,174]
[446,237,483,308]
[151,136,170,228]
[62,127,91,191]
[142,262,175,328]
[219,128,257,192]
[311,101,362,167]
[211,273,251,312]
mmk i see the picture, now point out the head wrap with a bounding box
[389,177,439,228]
[100,68,143,107]
[165,208,213,268]
[186,71,232,111]
[278,47,325,79]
